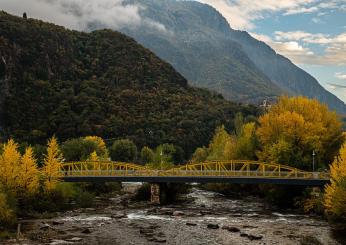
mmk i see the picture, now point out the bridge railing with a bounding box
[60,169,330,180]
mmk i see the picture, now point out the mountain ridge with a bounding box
[0,11,258,156]
[120,0,346,113]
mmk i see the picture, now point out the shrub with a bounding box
[75,191,95,208]
[109,139,137,162]
[0,191,16,228]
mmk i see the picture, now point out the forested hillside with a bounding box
[0,11,258,157]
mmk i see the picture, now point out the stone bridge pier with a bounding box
[150,183,161,204]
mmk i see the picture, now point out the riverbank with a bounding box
[3,183,343,245]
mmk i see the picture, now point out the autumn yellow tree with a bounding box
[42,136,64,191]
[17,147,39,195]
[0,139,21,192]
[256,96,343,170]
[235,122,257,160]
[84,136,109,160]
[207,125,233,160]
[324,143,346,220]
[87,151,99,161]
[191,147,209,163]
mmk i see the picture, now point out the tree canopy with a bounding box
[324,142,346,220]
[256,96,344,170]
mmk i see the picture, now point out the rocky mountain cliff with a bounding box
[119,0,346,113]
[121,0,282,103]
[229,30,346,113]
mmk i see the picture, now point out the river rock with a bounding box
[52,221,64,225]
[248,234,263,240]
[111,212,126,219]
[140,228,155,234]
[200,210,212,215]
[40,223,52,230]
[66,237,83,242]
[186,222,197,226]
[151,237,166,243]
[240,232,263,240]
[50,239,73,245]
[172,211,184,216]
[82,228,92,234]
[207,223,219,229]
[273,230,283,235]
[222,226,240,232]
[158,208,174,215]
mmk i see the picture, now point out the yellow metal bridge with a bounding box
[61,160,330,186]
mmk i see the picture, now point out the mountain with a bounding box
[120,0,283,103]
[116,0,346,113]
[0,11,258,156]
[228,31,346,114]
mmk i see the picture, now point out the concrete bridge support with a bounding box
[150,183,161,204]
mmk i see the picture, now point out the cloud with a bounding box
[250,32,316,64]
[335,72,346,80]
[197,0,345,30]
[252,31,346,65]
[0,0,168,32]
[327,83,346,89]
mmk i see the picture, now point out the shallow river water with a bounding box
[6,184,344,245]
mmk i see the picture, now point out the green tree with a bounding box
[140,146,154,164]
[0,189,15,227]
[235,122,257,159]
[61,138,99,161]
[207,125,232,160]
[234,112,244,136]
[149,144,176,169]
[110,139,137,162]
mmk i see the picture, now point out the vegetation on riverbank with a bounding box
[0,136,122,234]
[193,96,346,223]
[324,142,346,223]
[0,96,346,234]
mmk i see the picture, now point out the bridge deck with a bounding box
[60,160,330,186]
[62,175,329,186]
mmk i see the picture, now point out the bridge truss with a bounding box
[61,160,329,180]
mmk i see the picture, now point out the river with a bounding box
[6,183,344,245]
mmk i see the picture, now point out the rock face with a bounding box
[228,30,346,114]
[121,0,281,104]
[117,0,346,113]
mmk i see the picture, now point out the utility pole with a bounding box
[160,149,163,170]
[312,150,316,172]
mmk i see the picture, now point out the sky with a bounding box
[0,0,345,102]
[199,0,346,103]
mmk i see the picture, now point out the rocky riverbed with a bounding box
[4,183,344,245]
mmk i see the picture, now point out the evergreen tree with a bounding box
[0,139,21,192]
[140,146,154,164]
[42,137,63,191]
[18,147,39,194]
